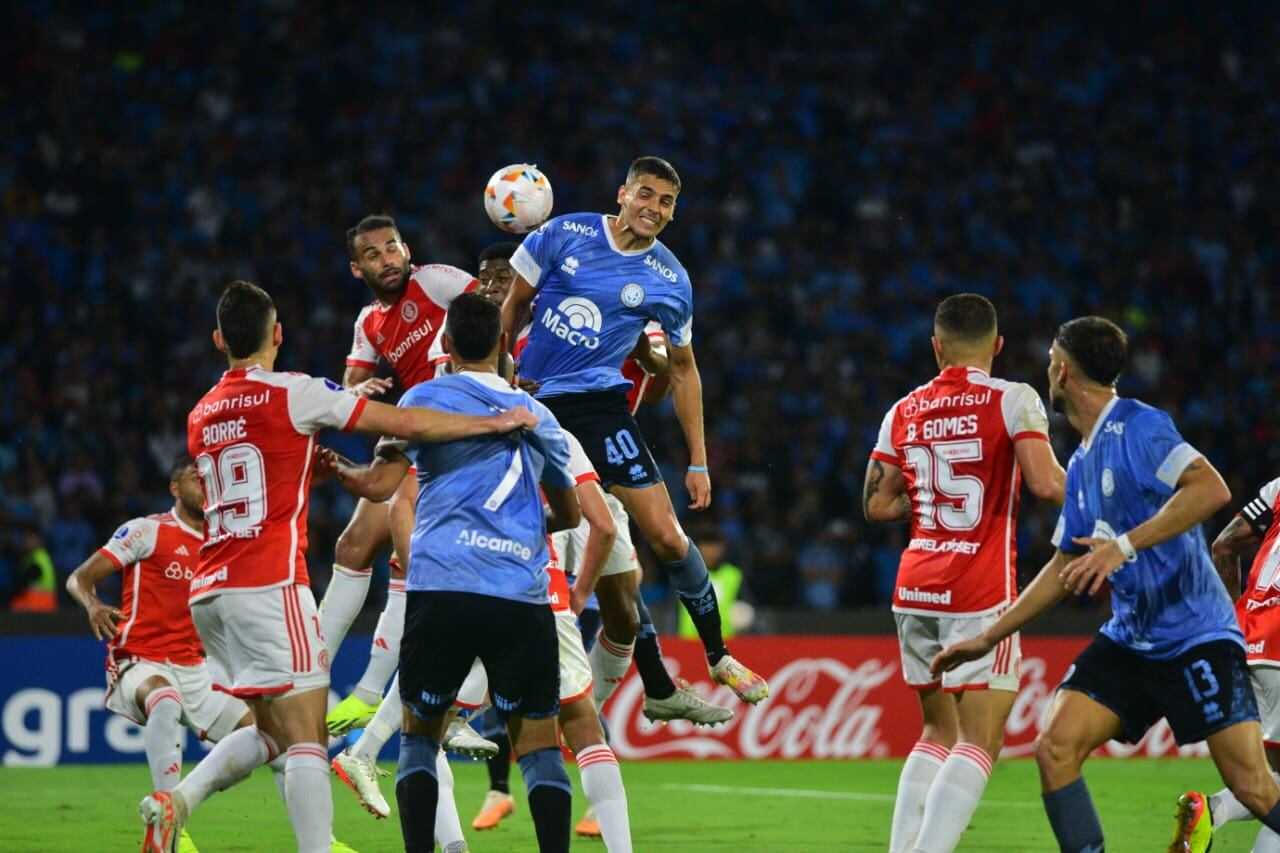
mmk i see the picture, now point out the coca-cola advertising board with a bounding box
[602,635,1212,760]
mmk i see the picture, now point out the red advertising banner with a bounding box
[601,635,1212,760]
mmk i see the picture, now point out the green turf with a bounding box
[0,758,1265,850]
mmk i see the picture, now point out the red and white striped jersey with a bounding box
[347,264,478,388]
[98,510,205,665]
[546,430,599,613]
[871,366,1050,616]
[186,366,367,602]
[1237,478,1280,664]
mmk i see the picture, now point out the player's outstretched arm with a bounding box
[321,447,412,503]
[353,399,538,443]
[1061,457,1231,595]
[863,458,911,523]
[1210,516,1259,601]
[569,480,619,614]
[501,276,537,355]
[1015,437,1066,506]
[543,484,582,535]
[931,550,1071,678]
[668,342,711,510]
[66,553,123,641]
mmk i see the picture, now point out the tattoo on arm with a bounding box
[1212,516,1252,600]
[863,460,885,519]
[895,494,912,522]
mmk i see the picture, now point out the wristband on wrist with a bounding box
[688,465,709,473]
[1115,533,1138,563]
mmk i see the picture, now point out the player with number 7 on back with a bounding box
[139,281,537,853]
[932,316,1280,853]
[863,293,1066,853]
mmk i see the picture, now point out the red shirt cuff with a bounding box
[96,547,125,570]
[342,397,370,431]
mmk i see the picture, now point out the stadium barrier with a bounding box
[1,633,1209,766]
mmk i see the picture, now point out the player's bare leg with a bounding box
[1206,721,1280,821]
[889,687,957,852]
[911,688,1015,852]
[1034,689,1124,853]
[560,696,631,851]
[612,481,767,704]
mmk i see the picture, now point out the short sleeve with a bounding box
[1051,463,1090,554]
[427,311,450,370]
[412,265,478,308]
[656,281,694,348]
[509,219,566,289]
[287,375,367,435]
[346,308,379,369]
[98,518,160,569]
[1130,409,1202,497]
[869,405,900,465]
[1002,383,1050,442]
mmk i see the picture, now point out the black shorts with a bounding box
[1060,634,1258,745]
[399,591,560,722]
[541,390,663,489]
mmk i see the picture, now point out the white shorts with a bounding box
[191,584,329,699]
[1252,665,1280,746]
[894,610,1021,693]
[552,492,638,579]
[105,656,247,742]
[556,610,594,704]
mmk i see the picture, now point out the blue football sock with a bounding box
[517,746,571,852]
[396,734,440,853]
[1042,777,1105,853]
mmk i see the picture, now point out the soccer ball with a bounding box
[484,164,554,234]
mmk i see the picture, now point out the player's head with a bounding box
[168,453,203,516]
[616,156,681,240]
[477,242,519,305]
[931,294,1002,369]
[348,214,411,300]
[443,292,507,369]
[214,281,281,362]
[1048,316,1128,413]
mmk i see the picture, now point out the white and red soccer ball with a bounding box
[484,163,554,234]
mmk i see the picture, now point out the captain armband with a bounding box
[1241,496,1275,536]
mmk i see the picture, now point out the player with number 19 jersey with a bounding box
[872,367,1050,617]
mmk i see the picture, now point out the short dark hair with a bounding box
[169,453,194,481]
[445,292,502,360]
[1055,316,1128,386]
[346,214,400,260]
[626,156,681,193]
[478,242,519,265]
[934,294,997,343]
[216,281,276,358]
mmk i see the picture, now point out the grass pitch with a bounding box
[0,757,1264,850]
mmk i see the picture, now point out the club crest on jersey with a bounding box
[620,283,646,308]
[401,300,419,323]
[1101,468,1115,497]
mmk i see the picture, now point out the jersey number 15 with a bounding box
[903,440,985,532]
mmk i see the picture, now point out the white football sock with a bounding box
[912,742,992,853]
[456,658,489,710]
[269,755,287,803]
[889,740,948,852]
[1210,773,1280,826]
[176,726,276,812]
[353,675,402,763]
[355,580,405,704]
[578,744,631,853]
[590,632,634,705]
[285,743,333,853]
[143,687,184,791]
[434,750,467,849]
[1256,826,1280,853]
[319,564,372,658]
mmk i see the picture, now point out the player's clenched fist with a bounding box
[686,468,712,510]
[489,406,539,433]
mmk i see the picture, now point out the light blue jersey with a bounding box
[509,212,693,398]
[1052,397,1242,659]
[396,371,574,604]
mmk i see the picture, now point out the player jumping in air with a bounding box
[327,292,584,853]
[322,215,480,736]
[933,316,1280,853]
[864,294,1065,853]
[501,155,768,712]
[1169,476,1280,852]
[137,281,535,853]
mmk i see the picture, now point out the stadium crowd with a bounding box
[1,2,1277,614]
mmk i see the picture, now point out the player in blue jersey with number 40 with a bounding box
[501,155,768,711]
[932,316,1280,853]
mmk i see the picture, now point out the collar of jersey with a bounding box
[457,370,519,393]
[222,365,262,378]
[169,509,202,539]
[1081,395,1121,451]
[601,215,652,257]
